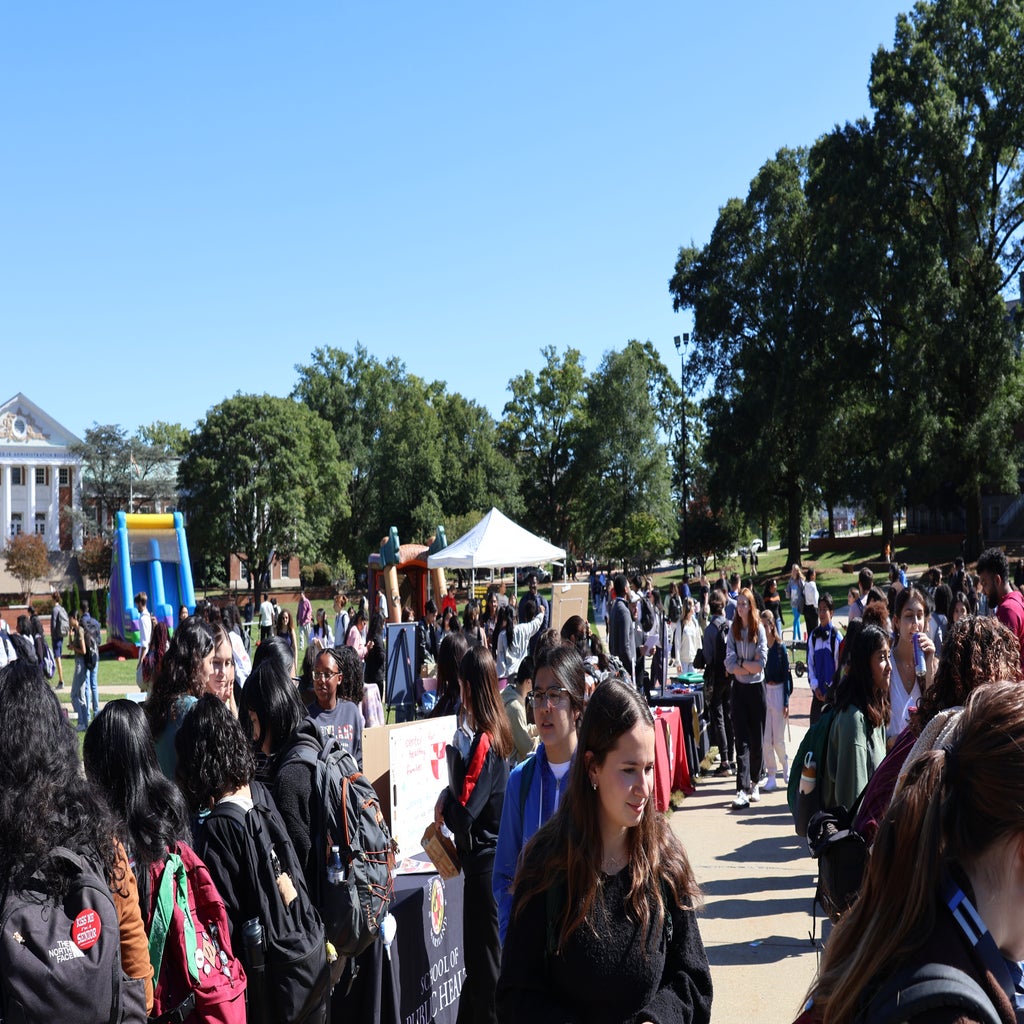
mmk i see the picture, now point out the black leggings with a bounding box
[458,867,500,1024]
[731,681,766,793]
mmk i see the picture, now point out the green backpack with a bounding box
[787,706,838,836]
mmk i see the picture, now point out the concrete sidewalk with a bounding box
[669,687,822,1024]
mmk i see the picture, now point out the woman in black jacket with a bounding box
[497,679,712,1024]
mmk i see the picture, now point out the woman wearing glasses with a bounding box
[306,645,363,768]
[434,645,513,1024]
[493,642,586,944]
[496,679,712,1024]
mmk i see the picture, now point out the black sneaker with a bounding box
[713,764,731,777]
[56,681,64,690]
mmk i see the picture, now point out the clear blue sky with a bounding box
[3,2,910,441]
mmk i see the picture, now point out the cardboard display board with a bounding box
[550,581,590,633]
[363,716,457,859]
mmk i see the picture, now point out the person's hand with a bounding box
[916,631,936,661]
[434,792,446,830]
[783,705,790,719]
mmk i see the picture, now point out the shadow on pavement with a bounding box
[701,874,814,897]
[704,934,820,969]
[716,835,807,863]
[701,894,813,921]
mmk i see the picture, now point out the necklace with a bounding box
[602,850,628,874]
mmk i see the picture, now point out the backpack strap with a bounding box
[148,850,199,987]
[858,963,1001,1024]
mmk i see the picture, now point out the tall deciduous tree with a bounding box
[671,149,830,569]
[572,340,676,566]
[498,346,587,549]
[3,533,50,602]
[177,395,345,606]
[293,345,516,566]
[865,0,1024,556]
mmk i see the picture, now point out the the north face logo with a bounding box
[47,940,86,962]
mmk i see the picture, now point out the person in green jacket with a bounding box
[824,623,891,810]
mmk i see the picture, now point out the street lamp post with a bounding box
[673,334,689,580]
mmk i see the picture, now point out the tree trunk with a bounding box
[761,513,769,552]
[827,503,835,537]
[964,485,985,561]
[785,476,803,570]
[879,496,894,561]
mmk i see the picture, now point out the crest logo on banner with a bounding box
[431,742,446,781]
[428,876,447,948]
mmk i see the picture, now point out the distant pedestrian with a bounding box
[50,590,69,688]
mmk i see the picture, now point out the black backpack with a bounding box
[0,847,148,1024]
[207,784,330,1024]
[703,619,729,696]
[856,963,1001,1024]
[276,720,397,960]
[83,618,102,669]
[639,597,654,634]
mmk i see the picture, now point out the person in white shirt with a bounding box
[258,596,275,643]
[135,592,154,690]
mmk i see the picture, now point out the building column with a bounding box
[72,465,83,549]
[27,463,37,540]
[1,465,9,540]
[49,466,60,550]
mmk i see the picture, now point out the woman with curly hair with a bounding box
[83,699,192,917]
[497,679,712,1024]
[854,615,1023,844]
[145,616,214,779]
[0,659,154,1015]
[175,694,329,1024]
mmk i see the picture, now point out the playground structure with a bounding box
[108,511,196,644]
[366,526,448,623]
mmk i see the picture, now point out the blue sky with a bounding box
[4,2,910,441]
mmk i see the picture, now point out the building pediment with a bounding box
[0,393,82,455]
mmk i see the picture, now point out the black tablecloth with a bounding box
[339,869,466,1024]
[650,688,707,776]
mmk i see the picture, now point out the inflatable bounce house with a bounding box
[108,511,196,644]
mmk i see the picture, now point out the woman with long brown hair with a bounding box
[805,681,1024,1023]
[434,645,513,1024]
[725,587,768,808]
[496,679,712,1024]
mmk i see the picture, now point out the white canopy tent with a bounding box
[426,507,565,573]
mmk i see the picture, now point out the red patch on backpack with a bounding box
[72,909,101,950]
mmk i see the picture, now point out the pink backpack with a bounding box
[145,842,248,1024]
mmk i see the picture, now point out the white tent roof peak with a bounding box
[426,508,565,570]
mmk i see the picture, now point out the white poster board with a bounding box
[388,715,457,862]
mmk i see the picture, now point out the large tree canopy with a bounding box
[293,344,518,566]
[177,395,345,604]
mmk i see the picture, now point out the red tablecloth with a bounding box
[652,706,692,811]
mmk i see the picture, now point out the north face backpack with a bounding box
[207,785,330,1024]
[276,720,397,960]
[0,846,148,1024]
[144,842,247,1024]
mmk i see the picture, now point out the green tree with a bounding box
[3,533,50,602]
[293,345,516,565]
[670,149,831,569]
[499,346,588,548]
[572,341,676,562]
[866,0,1024,555]
[178,395,346,607]
[77,535,112,586]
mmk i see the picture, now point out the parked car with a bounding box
[516,566,551,585]
[810,528,829,539]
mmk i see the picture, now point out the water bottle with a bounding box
[242,918,268,1024]
[242,918,264,970]
[327,845,345,885]
[912,633,926,682]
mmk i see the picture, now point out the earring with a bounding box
[591,780,597,791]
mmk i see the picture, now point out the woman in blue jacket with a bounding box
[493,642,586,944]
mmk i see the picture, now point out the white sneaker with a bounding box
[731,790,749,808]
[763,776,777,793]
[749,785,761,803]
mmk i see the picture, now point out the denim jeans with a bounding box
[70,658,87,728]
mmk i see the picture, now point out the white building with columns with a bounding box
[0,394,82,552]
